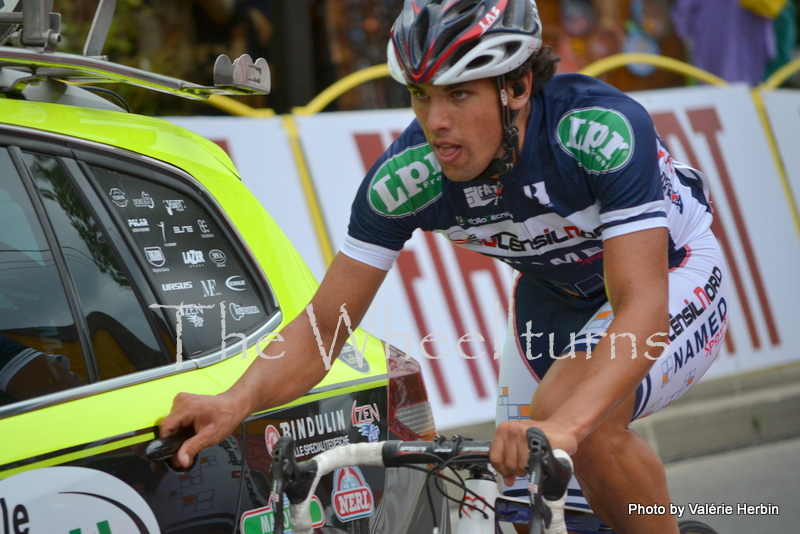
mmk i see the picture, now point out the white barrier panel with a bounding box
[630,83,800,380]
[164,116,327,279]
[162,83,800,429]
[297,84,800,429]
[760,89,800,214]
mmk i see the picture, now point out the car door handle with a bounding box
[145,428,196,472]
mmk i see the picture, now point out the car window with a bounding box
[0,148,90,405]
[24,152,170,380]
[87,164,273,358]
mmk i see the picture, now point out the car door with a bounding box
[0,133,279,533]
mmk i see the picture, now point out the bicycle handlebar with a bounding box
[270,432,572,534]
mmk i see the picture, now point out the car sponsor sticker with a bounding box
[108,187,127,208]
[352,401,381,443]
[197,219,215,238]
[368,144,443,217]
[201,279,221,297]
[230,302,259,321]
[337,343,370,374]
[226,275,247,291]
[156,221,177,247]
[144,246,166,267]
[556,107,634,174]
[332,466,374,522]
[264,424,282,455]
[127,218,150,233]
[0,466,159,533]
[162,281,193,292]
[240,495,324,533]
[132,191,155,209]
[209,249,227,267]
[183,250,205,267]
[163,199,186,215]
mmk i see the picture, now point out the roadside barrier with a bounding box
[165,55,800,429]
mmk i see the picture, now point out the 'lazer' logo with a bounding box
[557,108,633,174]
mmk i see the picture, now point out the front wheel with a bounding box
[679,519,719,534]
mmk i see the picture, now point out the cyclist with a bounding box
[160,1,729,532]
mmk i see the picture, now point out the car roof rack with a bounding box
[0,0,270,99]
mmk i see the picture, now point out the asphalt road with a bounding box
[666,436,800,534]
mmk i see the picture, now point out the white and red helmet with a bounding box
[388,0,543,86]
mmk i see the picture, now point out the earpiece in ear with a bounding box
[512,81,525,97]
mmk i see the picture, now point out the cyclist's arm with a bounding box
[160,253,387,468]
[548,226,670,440]
[492,227,669,472]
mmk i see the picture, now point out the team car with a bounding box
[0,1,441,533]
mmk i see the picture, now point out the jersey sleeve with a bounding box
[556,98,667,240]
[342,122,434,271]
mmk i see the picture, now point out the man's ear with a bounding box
[508,71,533,110]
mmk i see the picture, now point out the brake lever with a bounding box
[526,427,573,532]
[526,427,546,533]
[271,435,300,534]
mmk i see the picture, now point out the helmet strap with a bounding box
[473,74,521,182]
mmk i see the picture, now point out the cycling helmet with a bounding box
[387,0,543,86]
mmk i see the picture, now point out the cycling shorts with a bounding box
[497,232,729,504]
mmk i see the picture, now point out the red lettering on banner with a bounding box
[451,245,508,375]
[686,108,779,346]
[652,112,746,354]
[425,233,488,398]
[396,249,452,404]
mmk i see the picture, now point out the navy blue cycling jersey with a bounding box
[342,74,713,298]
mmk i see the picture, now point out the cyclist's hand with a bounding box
[159,391,246,469]
[490,420,578,486]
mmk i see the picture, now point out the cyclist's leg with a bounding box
[529,234,729,533]
[496,274,602,508]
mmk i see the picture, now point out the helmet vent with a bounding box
[466,54,493,70]
[412,9,431,61]
[504,41,521,57]
[448,39,478,68]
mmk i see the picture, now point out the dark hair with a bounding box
[505,46,561,96]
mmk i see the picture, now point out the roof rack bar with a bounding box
[83,0,115,57]
[19,0,60,50]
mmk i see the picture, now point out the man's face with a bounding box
[409,78,504,182]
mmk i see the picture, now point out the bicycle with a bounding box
[264,426,720,534]
[148,427,720,534]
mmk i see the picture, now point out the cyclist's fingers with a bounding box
[175,423,218,468]
[491,422,529,478]
[159,393,200,438]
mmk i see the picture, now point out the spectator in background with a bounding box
[672,0,778,86]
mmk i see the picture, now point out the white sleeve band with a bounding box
[601,216,668,240]
[341,235,401,271]
[599,200,666,225]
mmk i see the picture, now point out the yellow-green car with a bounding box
[0,2,440,533]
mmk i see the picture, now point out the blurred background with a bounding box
[52,0,800,115]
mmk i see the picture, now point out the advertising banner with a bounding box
[296,85,800,428]
[630,83,800,380]
[165,83,800,429]
[760,89,800,215]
